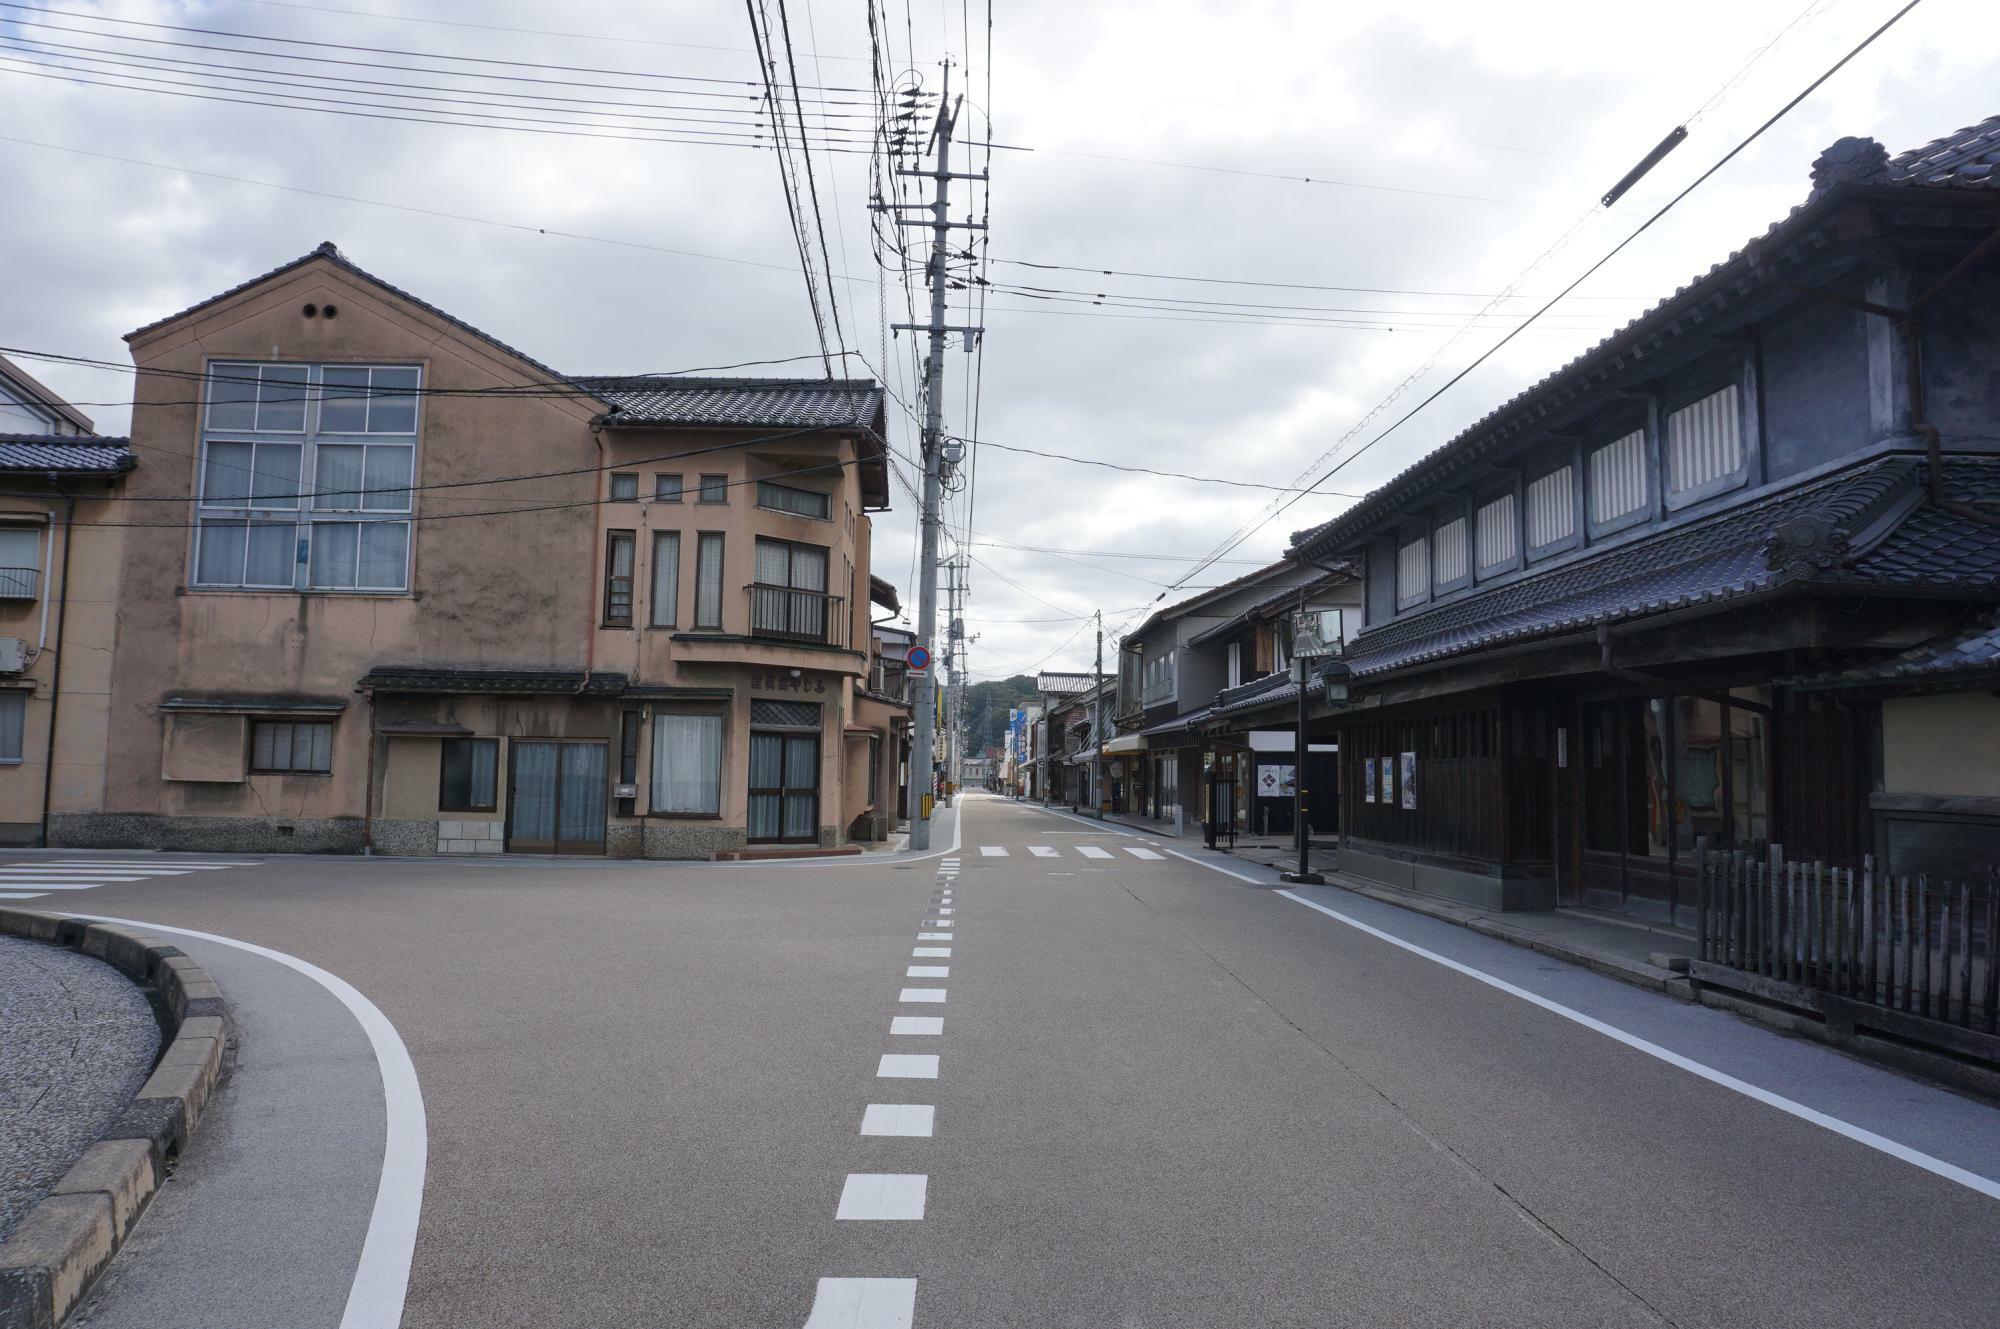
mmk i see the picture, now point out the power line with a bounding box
[1167,0,1931,593]
[985,254,1644,301]
[968,438,1360,496]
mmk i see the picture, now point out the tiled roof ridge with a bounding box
[0,432,131,445]
[575,373,880,390]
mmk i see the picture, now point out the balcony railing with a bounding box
[0,566,39,600]
[746,584,847,647]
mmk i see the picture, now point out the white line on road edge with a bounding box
[1271,890,2000,1203]
[74,914,429,1326]
[802,1276,917,1327]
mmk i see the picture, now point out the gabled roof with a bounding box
[125,241,572,383]
[0,434,136,474]
[1339,455,2000,680]
[1782,615,2000,693]
[0,352,95,433]
[1122,560,1313,646]
[1036,671,1101,694]
[580,376,886,433]
[1290,116,2000,563]
[869,575,901,613]
[1187,565,1356,648]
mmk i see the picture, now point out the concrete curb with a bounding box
[0,909,229,1329]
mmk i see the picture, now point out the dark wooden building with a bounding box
[1292,119,2000,925]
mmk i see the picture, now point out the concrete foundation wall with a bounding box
[1340,844,1556,912]
[49,812,367,855]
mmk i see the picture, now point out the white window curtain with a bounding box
[695,533,725,628]
[653,712,722,813]
[652,532,680,627]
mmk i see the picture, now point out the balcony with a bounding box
[747,584,848,648]
[0,566,39,600]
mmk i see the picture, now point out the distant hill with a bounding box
[961,674,1038,756]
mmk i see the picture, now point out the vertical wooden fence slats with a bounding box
[1695,845,1995,1037]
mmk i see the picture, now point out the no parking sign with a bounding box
[906,644,932,676]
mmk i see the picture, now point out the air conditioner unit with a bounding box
[0,639,26,674]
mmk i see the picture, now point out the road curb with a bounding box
[0,909,230,1329]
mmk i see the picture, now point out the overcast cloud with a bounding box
[4,0,1995,681]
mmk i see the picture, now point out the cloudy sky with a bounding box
[4,0,1995,681]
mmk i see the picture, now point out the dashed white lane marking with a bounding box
[1076,846,1113,860]
[1273,889,2000,1204]
[925,920,953,928]
[898,988,946,1003]
[979,845,1008,857]
[802,1276,917,1328]
[11,861,251,869]
[0,866,192,876]
[1123,847,1166,860]
[1029,846,1058,858]
[890,1016,942,1035]
[0,880,151,889]
[876,1054,939,1079]
[905,965,948,978]
[917,932,951,941]
[935,907,954,915]
[0,890,47,899]
[912,947,951,958]
[860,1104,936,1137]
[836,1174,927,1220]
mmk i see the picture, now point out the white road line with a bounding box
[979,846,1008,857]
[876,1054,939,1079]
[0,890,47,899]
[801,1277,917,1329]
[917,932,951,941]
[1273,889,2000,1203]
[0,866,191,876]
[73,914,426,1329]
[890,1016,942,1035]
[1163,848,1263,882]
[935,908,954,916]
[860,1104,936,1137]
[898,988,946,1003]
[912,947,951,958]
[14,861,251,869]
[905,965,949,978]
[1076,846,1112,860]
[835,1174,928,1221]
[1029,846,1058,857]
[1124,847,1165,860]
[925,920,953,929]
[0,881,145,889]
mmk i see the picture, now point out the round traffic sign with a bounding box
[907,645,932,671]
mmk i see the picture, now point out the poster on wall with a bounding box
[1255,764,1295,798]
[1363,758,1377,802]
[1400,752,1417,809]
[1380,758,1394,804]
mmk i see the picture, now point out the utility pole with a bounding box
[948,560,966,799]
[882,64,983,851]
[1092,611,1104,818]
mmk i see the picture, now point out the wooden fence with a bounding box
[1691,841,2000,1064]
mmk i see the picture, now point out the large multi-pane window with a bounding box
[651,531,680,627]
[603,530,635,625]
[251,720,333,773]
[652,711,723,814]
[439,738,498,812]
[756,480,831,520]
[694,532,725,628]
[751,537,830,641]
[195,362,417,591]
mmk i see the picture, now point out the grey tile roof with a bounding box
[1211,671,1300,718]
[125,241,571,382]
[0,434,135,473]
[579,376,886,432]
[358,667,629,696]
[1343,456,2000,680]
[0,353,96,433]
[1783,615,2000,692]
[1290,116,2000,563]
[1037,671,1102,694]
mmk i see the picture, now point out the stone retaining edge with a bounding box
[0,909,229,1329]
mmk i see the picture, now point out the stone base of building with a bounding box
[48,812,368,855]
[1340,843,1556,912]
[0,820,40,847]
[641,822,749,859]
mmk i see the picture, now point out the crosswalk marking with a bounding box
[1076,845,1113,860]
[1029,846,1058,857]
[1123,847,1165,860]
[979,845,1008,857]
[0,890,47,899]
[0,859,260,899]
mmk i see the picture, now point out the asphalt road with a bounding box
[20,794,2000,1328]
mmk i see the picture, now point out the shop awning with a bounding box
[1103,733,1146,755]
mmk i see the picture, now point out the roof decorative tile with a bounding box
[579,376,885,431]
[1342,457,1996,680]
[1290,116,2000,563]
[0,435,136,473]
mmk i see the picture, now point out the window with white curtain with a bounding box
[651,531,680,627]
[1667,385,1743,495]
[0,527,40,599]
[1589,429,1648,524]
[652,711,722,814]
[694,532,724,629]
[1433,516,1468,586]
[1526,465,1576,551]
[195,362,418,591]
[0,691,23,761]
[1226,641,1242,689]
[1476,492,1518,571]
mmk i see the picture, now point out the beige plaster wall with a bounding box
[1882,692,2000,800]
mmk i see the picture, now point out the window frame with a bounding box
[1431,506,1472,596]
[1473,486,1522,580]
[697,474,729,504]
[1662,377,1751,511]
[1523,457,1581,562]
[602,529,636,626]
[650,530,681,628]
[693,531,725,629]
[0,690,24,763]
[654,473,684,503]
[438,737,500,812]
[755,479,832,521]
[193,360,420,595]
[1586,419,1654,539]
[1394,527,1430,610]
[248,719,334,774]
[650,709,725,817]
[608,472,640,502]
